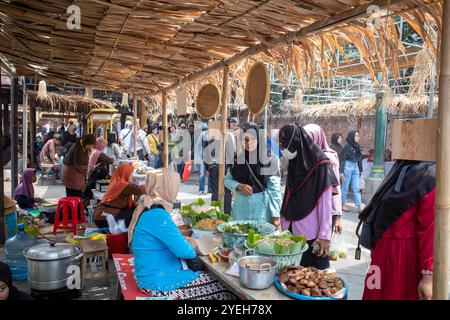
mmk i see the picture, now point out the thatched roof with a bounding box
[274,94,437,119]
[28,90,114,114]
[0,0,442,100]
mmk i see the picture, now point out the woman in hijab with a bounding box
[83,139,114,202]
[224,122,282,224]
[330,133,344,162]
[129,168,236,300]
[304,124,342,234]
[13,168,43,209]
[62,134,97,197]
[340,130,365,213]
[358,161,435,300]
[93,163,144,228]
[278,123,339,270]
[0,262,32,300]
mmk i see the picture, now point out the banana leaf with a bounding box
[255,240,276,254]
[274,242,291,254]
[289,235,307,254]
[279,230,292,238]
[211,200,223,208]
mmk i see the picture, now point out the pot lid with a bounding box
[25,243,79,261]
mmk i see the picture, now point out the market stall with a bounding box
[85,108,118,139]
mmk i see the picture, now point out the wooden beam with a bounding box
[433,0,450,300]
[155,0,411,95]
[218,66,229,205]
[162,92,169,168]
[22,90,28,171]
[0,67,4,245]
[10,76,19,196]
[133,95,138,159]
[30,98,36,166]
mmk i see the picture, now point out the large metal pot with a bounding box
[24,243,83,291]
[237,255,277,290]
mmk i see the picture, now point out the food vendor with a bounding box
[83,139,115,202]
[13,168,43,209]
[39,133,62,178]
[224,122,282,225]
[62,134,97,197]
[359,161,435,300]
[93,163,145,228]
[128,168,236,300]
[278,123,339,270]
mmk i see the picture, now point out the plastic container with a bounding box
[4,223,37,280]
[4,210,17,240]
[106,232,128,258]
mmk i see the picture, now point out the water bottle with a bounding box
[4,223,37,281]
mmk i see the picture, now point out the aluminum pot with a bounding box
[24,243,83,291]
[237,254,277,290]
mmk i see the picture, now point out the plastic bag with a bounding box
[330,233,349,260]
[102,213,123,235]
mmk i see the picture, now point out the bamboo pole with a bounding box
[162,92,169,168]
[433,0,450,300]
[10,76,18,196]
[0,67,4,245]
[133,95,138,159]
[22,87,28,171]
[218,66,230,204]
[30,98,36,166]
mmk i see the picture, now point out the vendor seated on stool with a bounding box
[93,163,144,228]
[13,168,44,209]
[128,168,236,300]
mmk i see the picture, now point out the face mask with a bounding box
[281,126,298,160]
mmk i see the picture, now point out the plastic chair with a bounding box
[53,197,86,235]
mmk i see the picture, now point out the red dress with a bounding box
[362,189,435,300]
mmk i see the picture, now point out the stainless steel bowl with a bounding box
[237,255,277,290]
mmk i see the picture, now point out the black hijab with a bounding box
[231,122,271,193]
[357,160,435,249]
[279,123,338,221]
[63,134,96,166]
[345,130,362,155]
[0,261,32,300]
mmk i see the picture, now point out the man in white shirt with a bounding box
[119,120,151,160]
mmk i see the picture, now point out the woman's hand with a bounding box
[315,239,331,257]
[272,217,280,228]
[418,274,433,300]
[185,236,198,251]
[333,216,343,234]
[237,184,253,196]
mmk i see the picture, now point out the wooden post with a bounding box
[22,87,28,171]
[10,76,19,196]
[162,92,169,168]
[433,0,450,300]
[30,98,36,166]
[218,66,230,204]
[0,67,4,245]
[133,95,138,159]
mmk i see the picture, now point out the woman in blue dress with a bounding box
[128,168,235,300]
[224,122,282,226]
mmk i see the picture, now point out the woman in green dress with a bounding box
[224,122,282,225]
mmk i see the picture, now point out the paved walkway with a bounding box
[2,169,370,300]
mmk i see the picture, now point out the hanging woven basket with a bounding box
[245,62,270,115]
[196,84,221,119]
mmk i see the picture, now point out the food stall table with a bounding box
[198,256,291,300]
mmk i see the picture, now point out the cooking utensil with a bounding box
[24,243,83,291]
[237,255,277,290]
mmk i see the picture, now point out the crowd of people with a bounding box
[5,116,435,301]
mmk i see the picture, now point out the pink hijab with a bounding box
[96,137,107,151]
[89,149,102,167]
[304,124,338,164]
[14,168,35,199]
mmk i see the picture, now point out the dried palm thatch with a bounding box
[286,94,436,119]
[0,0,442,99]
[28,90,114,114]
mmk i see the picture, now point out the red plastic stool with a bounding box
[53,197,86,235]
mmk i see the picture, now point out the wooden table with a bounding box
[199,256,291,300]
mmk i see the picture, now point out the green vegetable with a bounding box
[222,223,257,235]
